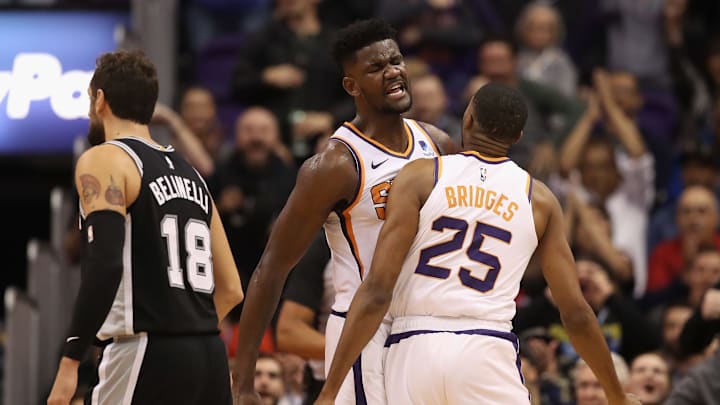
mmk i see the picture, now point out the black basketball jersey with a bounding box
[82,137,218,340]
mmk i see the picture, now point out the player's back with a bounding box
[390,152,538,331]
[87,137,218,340]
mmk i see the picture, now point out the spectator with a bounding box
[679,281,720,357]
[565,192,634,289]
[255,354,288,405]
[406,73,462,145]
[559,71,655,296]
[515,2,578,96]
[664,350,720,404]
[231,0,353,158]
[573,353,630,405]
[276,231,333,404]
[377,0,482,76]
[660,302,694,370]
[627,353,672,405]
[601,0,670,90]
[209,107,296,297]
[519,327,574,405]
[463,36,585,175]
[649,140,719,252]
[647,186,720,295]
[179,86,227,159]
[151,86,225,177]
[683,247,720,308]
[515,256,660,371]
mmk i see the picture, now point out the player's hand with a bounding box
[611,392,642,405]
[262,64,305,89]
[47,358,79,405]
[233,391,263,405]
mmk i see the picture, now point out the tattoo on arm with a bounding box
[105,175,125,206]
[80,174,101,205]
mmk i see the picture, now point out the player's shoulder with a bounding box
[529,178,561,216]
[76,143,138,175]
[296,137,359,186]
[413,121,456,155]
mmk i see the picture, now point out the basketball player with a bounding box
[232,19,455,404]
[315,83,640,405]
[47,50,243,405]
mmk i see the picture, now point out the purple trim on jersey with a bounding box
[329,137,361,205]
[342,123,416,160]
[433,157,440,186]
[330,309,347,318]
[384,328,518,347]
[527,175,534,203]
[336,212,363,279]
[352,354,368,405]
[459,152,510,165]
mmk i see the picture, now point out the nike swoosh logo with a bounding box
[371,159,389,169]
[66,336,80,343]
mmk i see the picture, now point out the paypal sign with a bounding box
[0,11,129,154]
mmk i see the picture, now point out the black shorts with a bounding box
[85,333,231,405]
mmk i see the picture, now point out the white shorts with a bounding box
[325,310,389,405]
[384,321,529,404]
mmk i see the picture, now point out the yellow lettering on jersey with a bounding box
[457,185,468,207]
[445,187,457,208]
[445,185,519,222]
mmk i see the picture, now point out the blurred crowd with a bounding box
[59,0,720,404]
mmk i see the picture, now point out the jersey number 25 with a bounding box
[414,216,511,293]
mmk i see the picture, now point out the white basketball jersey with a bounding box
[324,119,440,311]
[390,152,538,329]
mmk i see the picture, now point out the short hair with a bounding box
[331,19,397,72]
[515,2,566,45]
[90,50,159,125]
[574,352,630,387]
[471,82,528,142]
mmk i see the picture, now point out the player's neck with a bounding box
[464,134,509,158]
[103,117,154,144]
[351,113,407,147]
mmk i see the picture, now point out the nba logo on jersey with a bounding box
[480,167,487,182]
[165,156,175,170]
[418,140,433,156]
[87,225,94,243]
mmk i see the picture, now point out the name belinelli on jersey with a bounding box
[148,175,209,214]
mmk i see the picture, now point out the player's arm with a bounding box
[209,199,244,323]
[49,145,138,405]
[532,180,628,404]
[420,121,460,154]
[317,159,435,402]
[232,142,358,399]
[277,301,325,359]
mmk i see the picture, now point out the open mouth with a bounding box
[386,82,406,99]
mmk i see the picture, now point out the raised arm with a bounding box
[559,91,600,176]
[209,199,244,323]
[152,103,215,177]
[593,70,646,158]
[532,180,636,405]
[316,158,435,404]
[232,141,358,402]
[48,145,139,405]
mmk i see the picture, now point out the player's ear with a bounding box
[95,89,107,115]
[513,130,523,145]
[342,76,360,97]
